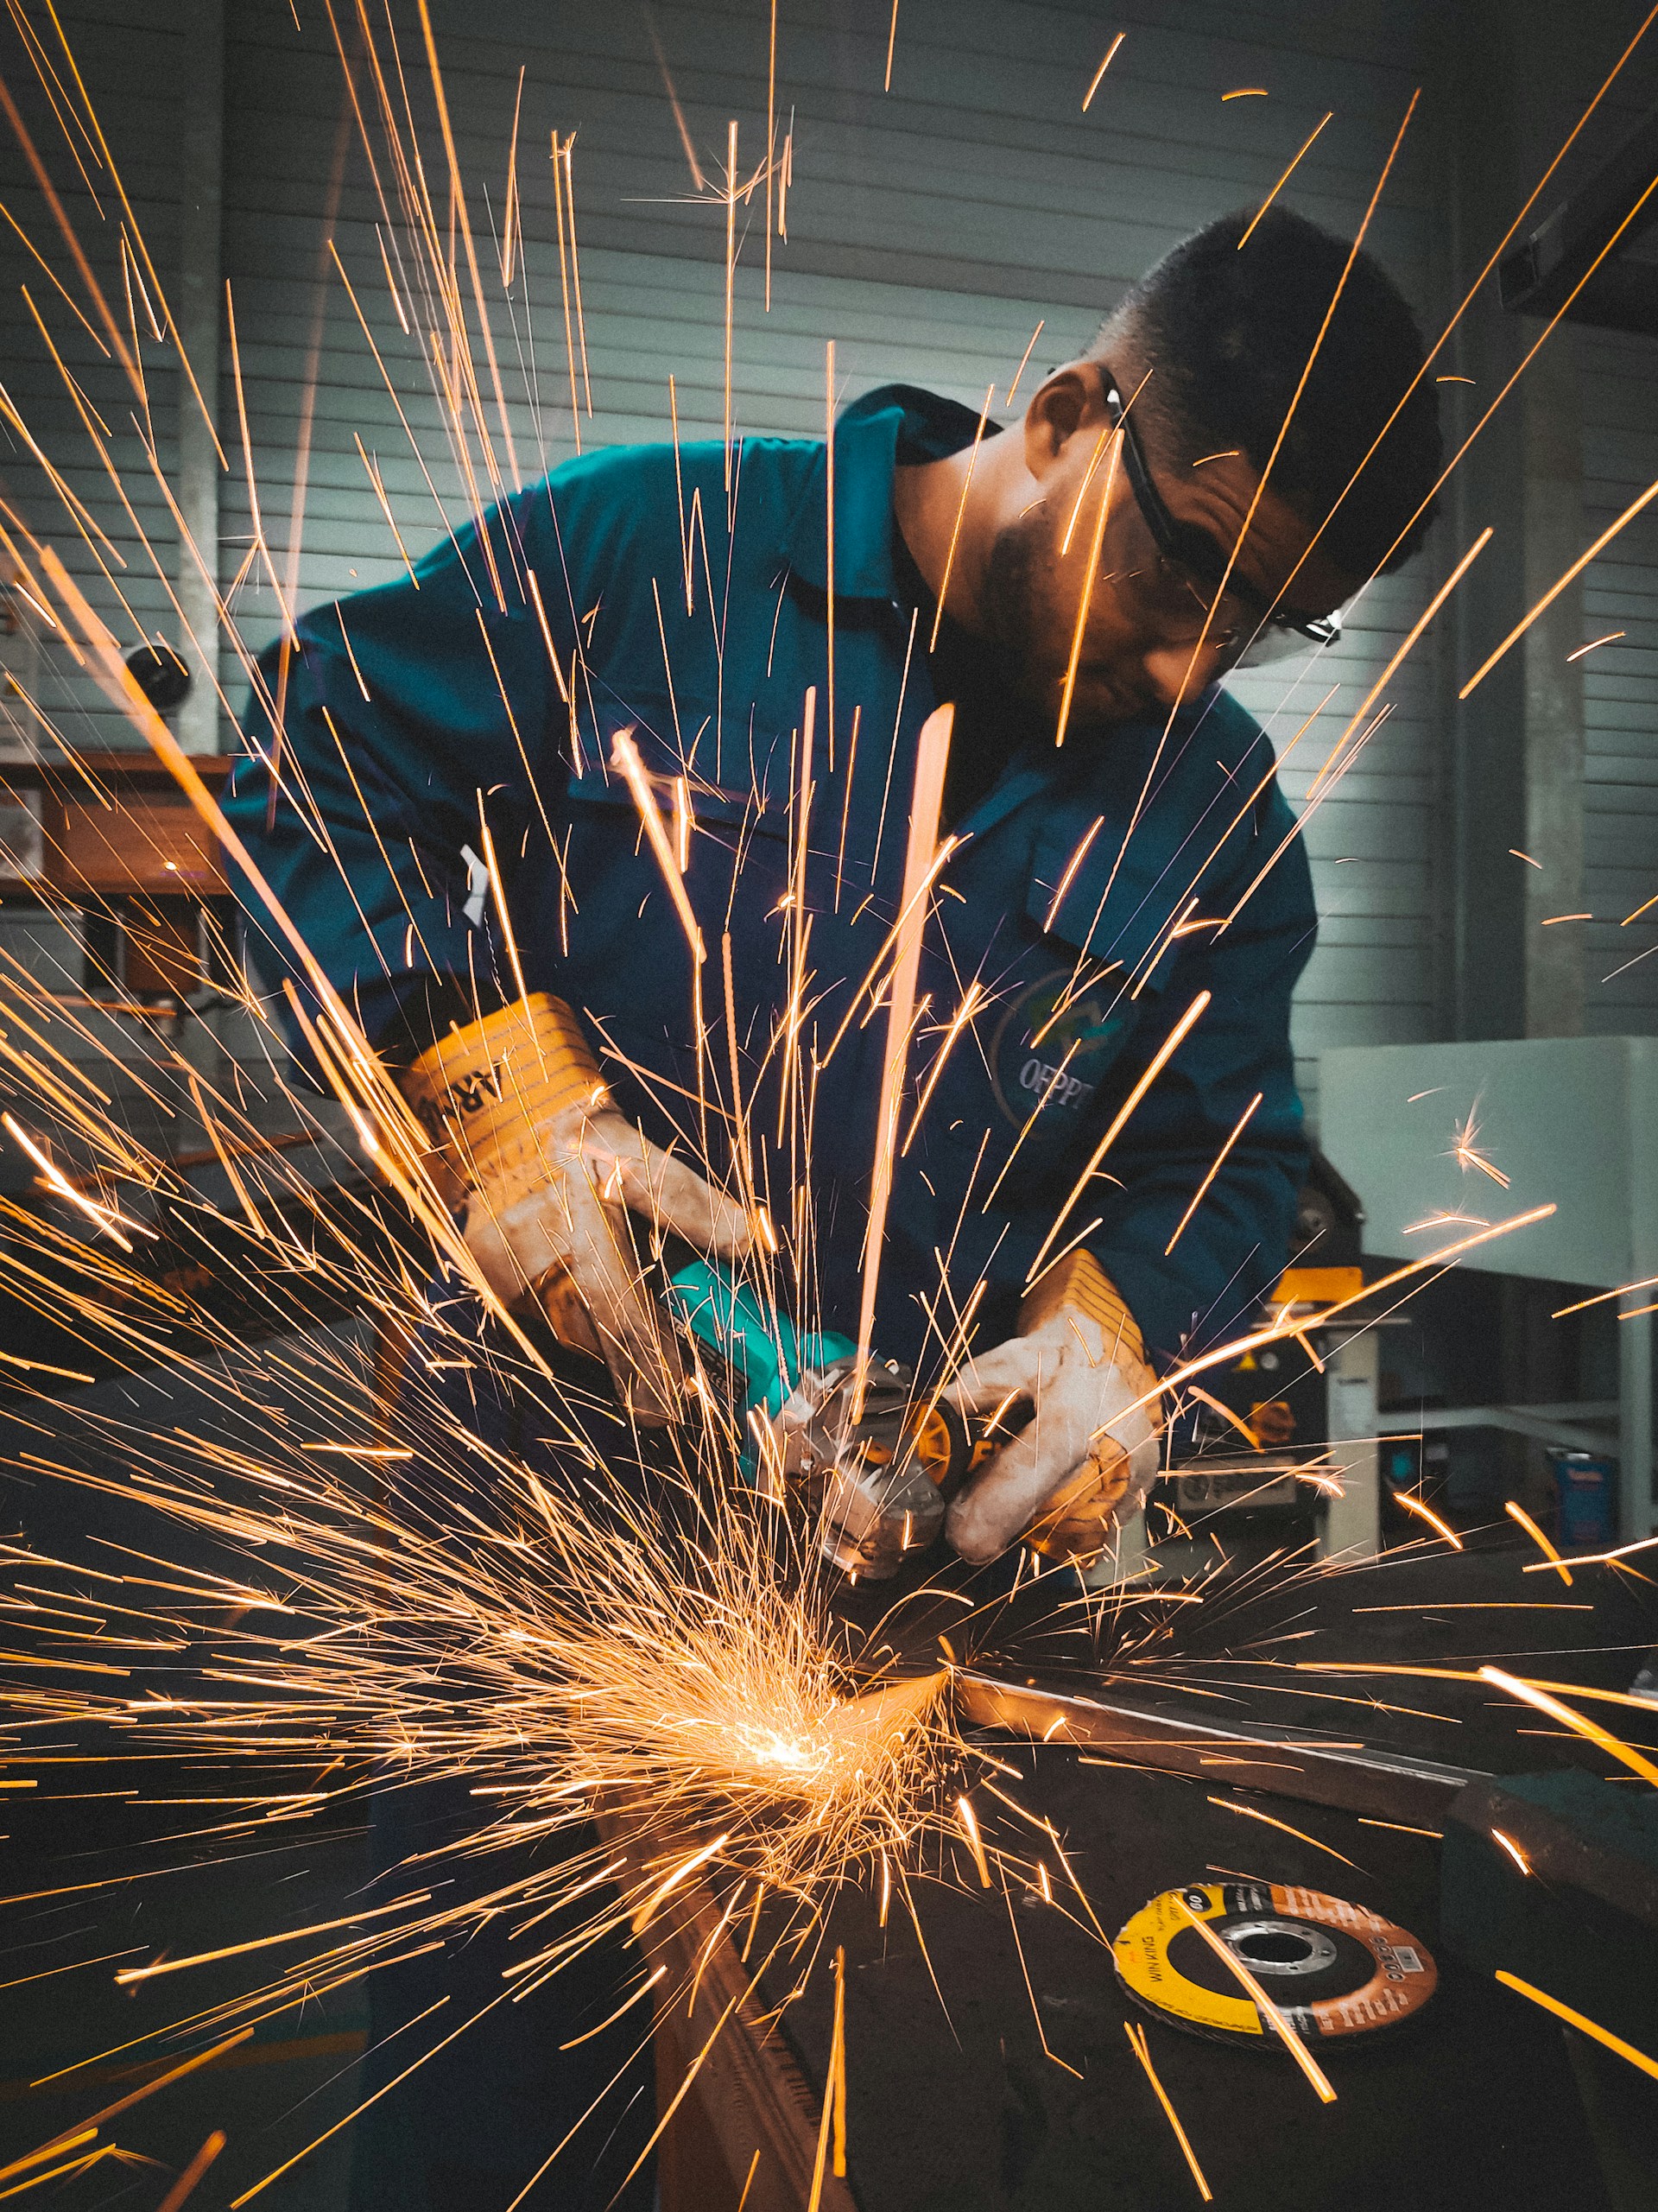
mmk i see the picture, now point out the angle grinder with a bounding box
[664,1259,1028,1579]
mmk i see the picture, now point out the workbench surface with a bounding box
[761,1545,1655,2212]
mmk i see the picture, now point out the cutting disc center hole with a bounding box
[1234,1930,1313,1964]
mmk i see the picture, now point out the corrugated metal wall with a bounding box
[0,0,184,758]
[1578,323,1658,1036]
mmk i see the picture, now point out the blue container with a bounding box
[1550,1452,1616,1551]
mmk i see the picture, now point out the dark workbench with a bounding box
[660,1539,1655,2211]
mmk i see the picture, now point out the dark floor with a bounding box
[0,1330,377,2209]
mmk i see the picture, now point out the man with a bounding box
[226,205,1440,2203]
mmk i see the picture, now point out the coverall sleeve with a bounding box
[1023,798,1316,1368]
[223,484,577,1063]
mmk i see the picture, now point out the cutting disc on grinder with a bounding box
[1114,1882,1436,2046]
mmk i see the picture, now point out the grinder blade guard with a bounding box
[665,1260,981,1576]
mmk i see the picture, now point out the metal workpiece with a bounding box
[955,1670,1488,1829]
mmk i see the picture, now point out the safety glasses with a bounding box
[1100,371,1343,670]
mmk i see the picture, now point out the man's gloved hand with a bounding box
[944,1252,1162,1564]
[402,994,750,1425]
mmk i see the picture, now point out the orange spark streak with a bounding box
[1460,481,1658,701]
[1116,1205,1558,1437]
[1504,1501,1572,1585]
[826,339,837,759]
[1551,1272,1658,1317]
[1028,991,1210,1279]
[1566,631,1623,659]
[1238,111,1332,247]
[955,1793,991,1886]
[902,979,985,1152]
[1041,815,1105,931]
[1124,2022,1212,2200]
[1294,1662,1658,1715]
[1081,32,1125,110]
[550,130,583,456]
[414,0,521,491]
[115,1892,433,1984]
[1054,431,1123,745]
[1206,1794,1359,1870]
[611,730,706,965]
[1496,1972,1658,2081]
[500,66,525,288]
[832,1945,848,2176]
[1490,1829,1530,1874]
[1478,1667,1658,1785]
[0,2133,97,2186]
[1223,530,1491,928]
[1165,1092,1262,1255]
[724,119,739,493]
[853,704,952,1416]
[1392,1490,1463,1550]
[557,1964,666,2049]
[929,385,997,651]
[0,196,110,354]
[155,2133,225,2212]
[1006,318,1045,405]
[883,0,900,91]
[630,1833,731,1934]
[1172,1896,1336,2101]
[647,11,705,189]
[1525,1532,1658,1574]
[765,0,778,302]
[40,2029,253,2139]
[0,68,138,392]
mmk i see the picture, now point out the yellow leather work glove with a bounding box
[403,994,750,1426]
[944,1252,1163,1563]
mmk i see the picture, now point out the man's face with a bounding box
[981,360,1364,728]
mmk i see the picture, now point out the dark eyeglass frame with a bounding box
[1099,368,1341,662]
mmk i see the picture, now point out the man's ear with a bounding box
[1022,364,1107,481]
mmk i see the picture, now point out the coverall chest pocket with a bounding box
[916,798,1189,1196]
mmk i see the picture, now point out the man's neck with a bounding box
[891,441,1006,637]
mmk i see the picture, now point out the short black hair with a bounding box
[1098,205,1442,579]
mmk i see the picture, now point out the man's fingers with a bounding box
[945,1341,1161,1562]
[561,1169,685,1423]
[941,1336,1047,1417]
[946,1424,1066,1563]
[464,1169,684,1424]
[586,1121,753,1255]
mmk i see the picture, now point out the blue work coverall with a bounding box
[229,382,1316,1373]
[225,383,1317,2203]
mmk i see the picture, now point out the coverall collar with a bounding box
[781,383,1003,599]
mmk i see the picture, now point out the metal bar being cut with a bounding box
[957,1671,1485,1829]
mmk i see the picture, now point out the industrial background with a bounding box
[2,0,1656,1105]
[0,5,1655,2210]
